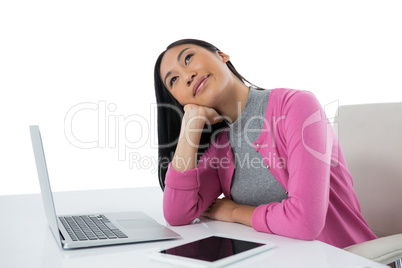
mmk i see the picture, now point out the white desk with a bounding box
[0,187,387,268]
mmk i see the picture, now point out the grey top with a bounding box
[228,87,288,206]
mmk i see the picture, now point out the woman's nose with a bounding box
[187,73,197,86]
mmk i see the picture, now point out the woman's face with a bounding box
[159,44,232,108]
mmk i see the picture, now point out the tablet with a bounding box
[148,234,274,268]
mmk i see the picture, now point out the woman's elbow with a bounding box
[163,205,198,226]
[296,227,322,241]
[164,214,193,226]
[293,214,326,241]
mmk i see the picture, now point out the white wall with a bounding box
[1,0,401,195]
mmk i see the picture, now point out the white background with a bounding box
[1,0,401,195]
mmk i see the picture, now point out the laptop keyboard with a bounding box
[59,215,128,241]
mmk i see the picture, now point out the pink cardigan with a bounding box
[163,88,377,248]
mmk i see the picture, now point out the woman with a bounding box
[153,39,376,248]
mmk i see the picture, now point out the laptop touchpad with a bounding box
[117,219,160,229]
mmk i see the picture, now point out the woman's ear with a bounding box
[217,51,230,63]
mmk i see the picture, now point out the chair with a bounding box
[334,102,402,266]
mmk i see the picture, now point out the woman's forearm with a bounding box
[171,115,206,171]
[232,204,256,227]
[171,104,223,172]
[203,198,256,227]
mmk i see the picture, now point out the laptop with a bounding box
[30,125,180,249]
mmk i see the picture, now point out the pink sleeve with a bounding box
[252,90,334,240]
[163,146,222,226]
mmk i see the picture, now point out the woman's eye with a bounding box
[185,54,193,64]
[170,77,177,87]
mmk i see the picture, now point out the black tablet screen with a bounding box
[160,236,265,262]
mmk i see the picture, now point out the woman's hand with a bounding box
[183,104,224,126]
[202,198,256,227]
[171,104,223,172]
[202,198,238,223]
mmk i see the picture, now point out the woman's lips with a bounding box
[193,75,210,96]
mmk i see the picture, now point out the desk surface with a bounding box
[0,187,386,268]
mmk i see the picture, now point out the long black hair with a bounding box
[154,39,258,190]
